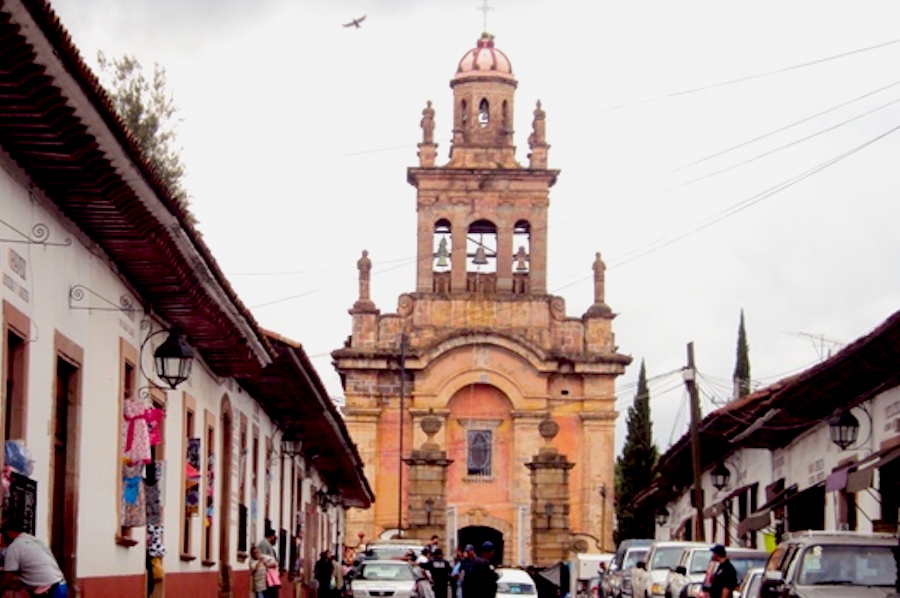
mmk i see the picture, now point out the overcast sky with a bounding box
[49,0,900,455]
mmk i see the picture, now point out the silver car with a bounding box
[351,559,420,598]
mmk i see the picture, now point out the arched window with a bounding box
[478,98,490,127]
[461,100,468,125]
[502,100,508,127]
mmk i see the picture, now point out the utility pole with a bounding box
[684,342,705,541]
[397,334,407,537]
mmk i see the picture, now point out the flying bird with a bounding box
[342,15,366,28]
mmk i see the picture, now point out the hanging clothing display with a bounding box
[147,524,166,558]
[122,397,153,464]
[121,462,146,527]
[186,438,201,516]
[145,461,165,526]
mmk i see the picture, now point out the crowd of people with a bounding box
[402,537,499,598]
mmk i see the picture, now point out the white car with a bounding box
[496,567,537,598]
[735,567,764,598]
[351,559,420,598]
[631,541,706,598]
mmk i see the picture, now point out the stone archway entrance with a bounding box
[458,526,503,565]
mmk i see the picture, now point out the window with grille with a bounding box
[467,430,492,476]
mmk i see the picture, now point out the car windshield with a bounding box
[360,563,415,581]
[650,547,686,570]
[497,582,535,594]
[731,556,767,581]
[624,549,648,569]
[689,551,712,574]
[797,544,897,587]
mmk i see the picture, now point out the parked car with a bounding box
[604,541,652,598]
[735,567,764,598]
[496,568,538,598]
[665,546,767,598]
[759,531,898,597]
[631,541,705,598]
[350,559,420,598]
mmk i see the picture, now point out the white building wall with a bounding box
[1,157,315,581]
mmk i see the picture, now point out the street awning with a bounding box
[847,468,875,493]
[825,468,849,492]
[843,445,900,492]
[736,483,798,537]
[737,511,771,537]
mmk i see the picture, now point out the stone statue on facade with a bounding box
[593,251,605,305]
[352,249,377,312]
[421,100,436,145]
[584,251,612,317]
[528,100,546,149]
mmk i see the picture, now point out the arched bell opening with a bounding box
[512,220,531,294]
[478,98,490,128]
[432,219,452,293]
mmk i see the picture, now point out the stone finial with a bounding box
[539,416,559,442]
[538,415,560,457]
[420,411,442,450]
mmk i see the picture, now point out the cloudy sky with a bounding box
[49,0,900,454]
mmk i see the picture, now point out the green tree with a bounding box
[97,52,192,217]
[733,309,751,399]
[615,360,658,543]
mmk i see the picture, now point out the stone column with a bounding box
[525,417,574,566]
[405,413,453,541]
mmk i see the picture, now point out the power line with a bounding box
[552,119,900,292]
[598,36,900,112]
[665,95,900,192]
[675,78,900,171]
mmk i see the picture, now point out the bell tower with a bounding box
[411,33,557,296]
[335,34,629,561]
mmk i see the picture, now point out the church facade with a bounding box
[333,34,630,565]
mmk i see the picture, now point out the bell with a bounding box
[435,237,450,267]
[472,245,488,265]
[514,246,529,271]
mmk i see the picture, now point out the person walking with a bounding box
[258,528,278,560]
[0,519,68,597]
[315,550,336,598]
[462,542,498,598]
[257,529,281,596]
[702,545,738,598]
[250,545,278,598]
[454,544,476,598]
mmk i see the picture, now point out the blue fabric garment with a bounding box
[124,476,141,504]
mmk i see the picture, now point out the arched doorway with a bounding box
[458,525,503,565]
[219,396,234,597]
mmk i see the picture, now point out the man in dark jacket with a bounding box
[424,548,451,598]
[462,541,498,598]
[705,545,738,598]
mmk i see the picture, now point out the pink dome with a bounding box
[454,34,515,81]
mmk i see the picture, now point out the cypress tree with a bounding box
[615,360,658,543]
[733,310,751,399]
